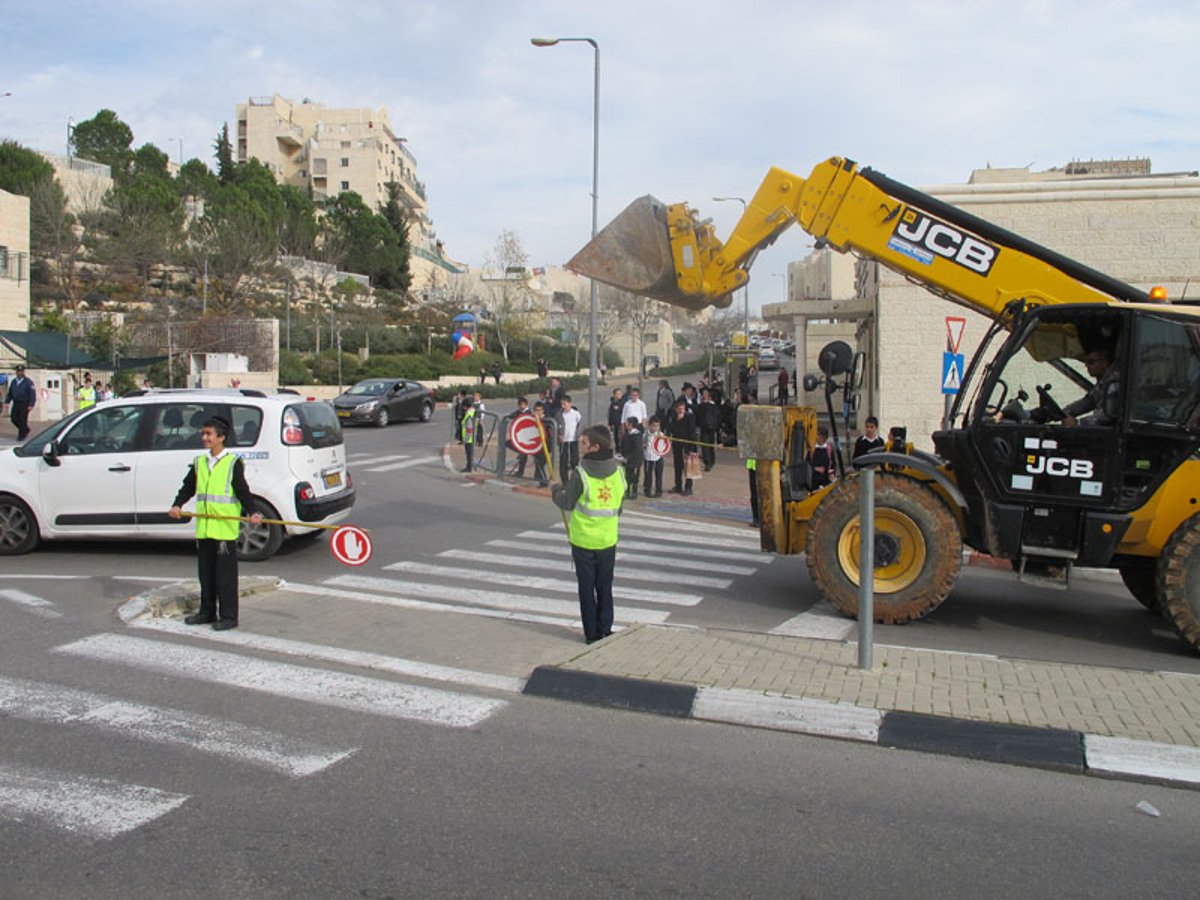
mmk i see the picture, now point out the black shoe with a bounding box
[460,467,472,473]
[184,613,215,625]
[683,487,693,496]
[538,481,550,488]
[654,491,663,497]
[212,620,238,631]
[668,487,682,494]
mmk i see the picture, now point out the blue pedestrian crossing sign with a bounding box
[942,352,964,395]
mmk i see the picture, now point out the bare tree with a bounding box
[604,285,666,389]
[482,229,532,362]
[691,306,741,374]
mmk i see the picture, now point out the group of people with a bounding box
[804,416,909,489]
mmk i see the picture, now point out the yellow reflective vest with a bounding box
[569,467,625,550]
[194,453,242,541]
[79,385,96,409]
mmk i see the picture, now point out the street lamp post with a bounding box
[168,137,183,167]
[532,35,600,425]
[712,196,749,345]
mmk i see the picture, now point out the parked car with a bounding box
[0,389,355,560]
[332,378,436,427]
[757,348,780,370]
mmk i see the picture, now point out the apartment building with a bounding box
[0,188,31,334]
[235,94,438,258]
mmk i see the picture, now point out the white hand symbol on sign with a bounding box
[343,531,363,560]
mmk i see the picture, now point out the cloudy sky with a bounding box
[3,0,1197,310]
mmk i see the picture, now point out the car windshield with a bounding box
[292,402,343,449]
[346,381,391,397]
[13,409,86,457]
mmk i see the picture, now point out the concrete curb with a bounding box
[119,576,286,623]
[522,665,1200,789]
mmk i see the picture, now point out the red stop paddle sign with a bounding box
[330,525,373,566]
[508,412,544,454]
[649,434,672,457]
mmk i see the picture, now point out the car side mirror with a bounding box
[42,440,62,467]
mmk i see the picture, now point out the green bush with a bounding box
[279,349,310,385]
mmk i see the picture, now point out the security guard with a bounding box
[552,425,626,643]
[78,373,96,410]
[459,396,477,472]
[169,416,262,630]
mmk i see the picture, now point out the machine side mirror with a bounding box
[42,441,62,467]
[802,374,821,393]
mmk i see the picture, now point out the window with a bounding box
[61,406,145,455]
[340,181,350,191]
[340,157,349,167]
[0,245,8,276]
[228,405,264,446]
[646,332,659,344]
[149,403,222,451]
[1131,315,1200,428]
[340,141,350,149]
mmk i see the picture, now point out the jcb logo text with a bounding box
[1026,455,1094,479]
[893,209,998,275]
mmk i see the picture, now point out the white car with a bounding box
[757,348,780,370]
[0,389,355,560]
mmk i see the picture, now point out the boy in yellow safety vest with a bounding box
[552,424,626,643]
[168,416,262,630]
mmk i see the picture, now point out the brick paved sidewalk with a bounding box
[557,624,1200,748]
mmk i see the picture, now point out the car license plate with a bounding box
[336,410,350,418]
[322,470,342,488]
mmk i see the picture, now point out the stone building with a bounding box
[0,188,31,337]
[765,160,1200,449]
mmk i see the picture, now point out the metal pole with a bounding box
[587,40,600,427]
[858,468,875,670]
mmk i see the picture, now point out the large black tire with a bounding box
[0,494,39,555]
[1119,563,1160,613]
[805,474,961,624]
[374,407,390,428]
[419,402,434,423]
[238,498,285,562]
[1158,515,1200,652]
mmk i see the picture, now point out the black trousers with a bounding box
[748,467,760,525]
[700,428,717,469]
[10,403,30,440]
[643,458,663,495]
[624,461,641,496]
[560,441,579,483]
[672,444,693,491]
[571,543,616,642]
[197,538,239,623]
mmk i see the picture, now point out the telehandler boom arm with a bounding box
[568,157,1150,318]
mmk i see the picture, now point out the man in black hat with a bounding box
[4,365,36,442]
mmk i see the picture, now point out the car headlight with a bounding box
[355,400,379,412]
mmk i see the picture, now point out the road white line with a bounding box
[0,676,353,777]
[770,608,856,641]
[364,455,441,472]
[549,521,762,550]
[325,574,671,624]
[285,581,584,631]
[486,540,757,576]
[349,452,409,464]
[693,688,882,742]
[55,634,505,729]
[0,575,87,580]
[383,561,702,607]
[132,616,524,693]
[0,763,188,840]
[1084,735,1200,785]
[0,588,62,619]
[622,509,761,540]
[528,529,766,562]
[437,550,734,590]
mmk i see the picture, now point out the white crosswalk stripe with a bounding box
[364,455,441,472]
[528,529,767,562]
[326,574,671,623]
[485,539,757,575]
[0,588,62,619]
[351,452,411,465]
[622,509,761,541]
[770,607,856,641]
[0,676,354,777]
[286,580,585,630]
[383,561,703,607]
[550,520,762,551]
[435,550,734,590]
[0,764,189,840]
[55,634,506,728]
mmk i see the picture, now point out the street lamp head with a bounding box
[530,37,559,47]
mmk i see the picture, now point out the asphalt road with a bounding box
[2,404,1199,897]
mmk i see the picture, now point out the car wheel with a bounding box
[419,402,434,422]
[238,498,285,561]
[374,407,390,428]
[0,494,39,555]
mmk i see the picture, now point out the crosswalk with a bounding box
[347,450,442,473]
[0,509,776,841]
[303,508,772,634]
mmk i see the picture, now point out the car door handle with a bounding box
[108,463,132,472]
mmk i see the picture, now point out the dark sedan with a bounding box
[332,378,436,427]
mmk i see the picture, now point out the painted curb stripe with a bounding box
[878,711,1085,771]
[1084,734,1200,785]
[523,666,696,718]
[692,687,881,742]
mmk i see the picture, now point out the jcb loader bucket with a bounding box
[567,195,727,311]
